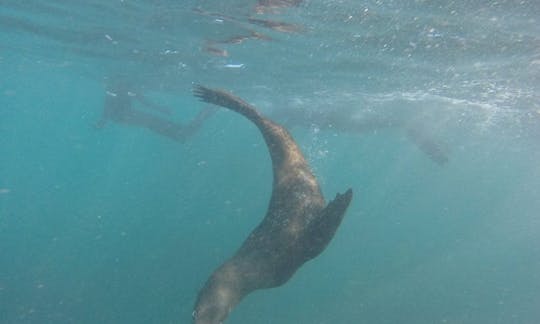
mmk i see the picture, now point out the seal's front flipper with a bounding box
[305,189,353,259]
[319,188,353,236]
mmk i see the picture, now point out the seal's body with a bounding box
[192,86,353,324]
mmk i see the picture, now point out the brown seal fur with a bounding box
[192,85,353,324]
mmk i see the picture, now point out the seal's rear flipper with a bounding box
[305,189,353,259]
[193,85,260,122]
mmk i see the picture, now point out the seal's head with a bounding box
[192,270,243,324]
[192,293,230,324]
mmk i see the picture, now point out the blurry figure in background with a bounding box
[95,77,216,142]
[271,105,449,165]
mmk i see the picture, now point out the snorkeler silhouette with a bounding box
[271,104,449,165]
[95,78,216,142]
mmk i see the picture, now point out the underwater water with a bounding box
[1,0,539,323]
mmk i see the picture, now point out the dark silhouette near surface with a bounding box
[95,80,216,142]
[255,0,303,13]
[192,85,352,324]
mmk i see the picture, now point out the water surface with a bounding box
[1,1,539,323]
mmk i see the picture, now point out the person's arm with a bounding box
[406,126,449,165]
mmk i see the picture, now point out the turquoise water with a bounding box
[1,1,540,323]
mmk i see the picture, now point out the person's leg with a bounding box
[181,106,218,138]
[124,109,186,142]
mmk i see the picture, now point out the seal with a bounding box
[192,85,353,324]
